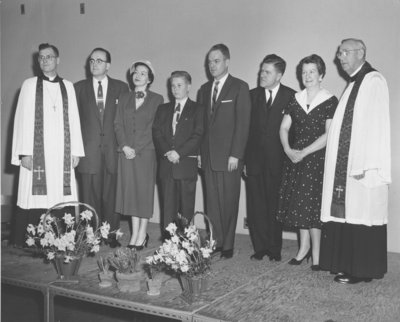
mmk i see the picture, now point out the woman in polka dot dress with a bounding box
[277,54,337,269]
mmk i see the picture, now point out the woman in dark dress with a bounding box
[277,54,337,269]
[114,60,164,249]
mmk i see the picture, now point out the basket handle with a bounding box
[190,211,214,245]
[42,201,99,231]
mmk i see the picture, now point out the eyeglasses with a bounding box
[89,58,107,65]
[336,49,360,58]
[38,55,56,62]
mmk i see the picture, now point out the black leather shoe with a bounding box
[268,253,282,262]
[334,273,372,284]
[250,250,268,261]
[220,249,234,259]
[311,265,321,271]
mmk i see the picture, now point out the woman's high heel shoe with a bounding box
[288,249,312,265]
[134,233,149,251]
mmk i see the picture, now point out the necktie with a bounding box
[97,81,104,122]
[266,90,273,109]
[211,81,220,114]
[174,103,181,123]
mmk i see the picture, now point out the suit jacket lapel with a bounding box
[271,86,286,113]
[257,87,267,113]
[104,77,115,115]
[175,99,192,134]
[167,102,175,138]
[87,79,101,123]
[210,75,233,123]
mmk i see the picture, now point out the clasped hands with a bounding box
[122,146,136,159]
[21,155,80,170]
[285,149,306,164]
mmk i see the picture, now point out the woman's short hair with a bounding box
[132,62,154,85]
[299,54,326,78]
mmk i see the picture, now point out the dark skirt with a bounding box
[115,149,156,218]
[319,222,387,279]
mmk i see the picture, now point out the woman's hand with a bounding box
[285,148,304,163]
[122,146,136,159]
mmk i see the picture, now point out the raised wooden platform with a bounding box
[2,223,400,321]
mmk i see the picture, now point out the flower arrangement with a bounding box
[25,207,122,263]
[146,221,215,278]
[108,247,141,274]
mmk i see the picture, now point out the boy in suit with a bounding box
[153,71,204,228]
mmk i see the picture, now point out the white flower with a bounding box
[115,229,123,239]
[176,250,188,265]
[201,247,212,258]
[165,223,177,235]
[86,226,95,243]
[184,225,197,236]
[91,244,100,253]
[26,224,36,235]
[171,235,180,244]
[100,222,110,239]
[80,209,93,221]
[63,213,75,226]
[181,264,189,272]
[47,252,55,260]
[64,255,73,263]
[37,224,45,234]
[26,237,35,246]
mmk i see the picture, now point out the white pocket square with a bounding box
[221,100,233,103]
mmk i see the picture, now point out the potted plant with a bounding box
[97,256,113,288]
[146,215,215,302]
[144,261,164,296]
[25,202,122,280]
[108,247,143,293]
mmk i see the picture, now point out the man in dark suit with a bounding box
[198,44,251,259]
[74,48,129,242]
[245,54,295,261]
[153,71,204,228]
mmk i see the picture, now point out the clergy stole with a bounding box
[32,75,71,195]
[330,62,375,218]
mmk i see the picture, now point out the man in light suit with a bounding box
[245,54,295,261]
[74,48,129,245]
[153,71,204,229]
[198,44,251,259]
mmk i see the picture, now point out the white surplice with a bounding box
[321,71,391,226]
[11,77,85,209]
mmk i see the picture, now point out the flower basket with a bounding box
[54,254,82,281]
[179,273,209,303]
[25,201,121,283]
[146,211,215,303]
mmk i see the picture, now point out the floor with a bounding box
[2,220,400,322]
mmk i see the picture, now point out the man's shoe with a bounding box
[268,253,282,262]
[334,273,372,284]
[220,249,234,259]
[250,250,269,261]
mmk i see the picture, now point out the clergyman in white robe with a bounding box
[12,76,85,208]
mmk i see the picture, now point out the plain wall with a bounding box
[1,0,399,252]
